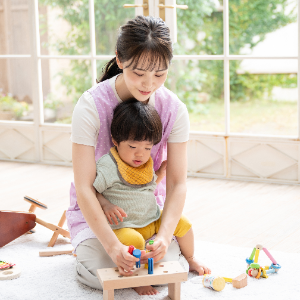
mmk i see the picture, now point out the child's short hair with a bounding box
[111,99,162,145]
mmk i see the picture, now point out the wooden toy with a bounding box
[246,244,281,279]
[246,247,256,266]
[47,210,68,247]
[128,245,134,255]
[144,240,154,269]
[24,195,48,213]
[39,249,74,257]
[0,211,36,247]
[0,196,70,248]
[262,247,278,265]
[97,261,187,300]
[148,258,154,274]
[202,275,225,291]
[0,260,15,270]
[0,266,21,280]
[232,274,247,289]
[133,249,141,268]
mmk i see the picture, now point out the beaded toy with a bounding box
[0,260,15,270]
[246,244,281,279]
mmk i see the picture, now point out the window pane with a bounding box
[230,60,298,135]
[38,1,90,56]
[174,0,223,55]
[95,0,135,55]
[42,59,93,124]
[229,0,298,56]
[0,59,33,121]
[165,60,224,132]
[0,0,31,55]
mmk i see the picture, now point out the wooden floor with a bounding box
[1,161,300,253]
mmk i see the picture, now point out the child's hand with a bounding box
[102,202,127,225]
[155,160,167,184]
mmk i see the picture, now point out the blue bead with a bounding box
[246,258,254,264]
[270,263,281,270]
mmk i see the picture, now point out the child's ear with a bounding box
[112,137,118,147]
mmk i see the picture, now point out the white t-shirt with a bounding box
[71,75,190,147]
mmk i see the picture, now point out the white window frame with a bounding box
[0,0,299,184]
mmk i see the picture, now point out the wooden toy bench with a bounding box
[97,261,188,300]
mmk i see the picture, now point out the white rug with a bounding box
[1,224,300,300]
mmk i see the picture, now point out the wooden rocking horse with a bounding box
[0,196,70,248]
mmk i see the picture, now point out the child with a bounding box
[93,99,211,295]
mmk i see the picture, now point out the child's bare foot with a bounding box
[187,256,211,275]
[133,286,159,295]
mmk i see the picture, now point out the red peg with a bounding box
[128,245,134,255]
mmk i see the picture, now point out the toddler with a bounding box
[93,99,211,295]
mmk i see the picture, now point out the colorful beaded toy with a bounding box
[0,260,15,270]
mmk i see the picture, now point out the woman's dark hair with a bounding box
[98,15,173,83]
[111,99,162,145]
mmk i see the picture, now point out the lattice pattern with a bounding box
[229,140,298,182]
[187,138,225,176]
[0,127,35,161]
[42,131,72,164]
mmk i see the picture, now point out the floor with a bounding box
[1,161,299,253]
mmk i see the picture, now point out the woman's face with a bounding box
[117,54,169,102]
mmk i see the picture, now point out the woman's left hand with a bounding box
[155,160,167,185]
[141,236,170,263]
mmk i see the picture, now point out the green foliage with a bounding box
[39,0,297,114]
[39,0,135,102]
[44,92,63,110]
[0,92,29,118]
[170,0,297,108]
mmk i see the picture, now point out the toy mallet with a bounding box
[223,274,247,289]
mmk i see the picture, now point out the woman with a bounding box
[67,15,209,295]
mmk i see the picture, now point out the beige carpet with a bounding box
[1,225,299,300]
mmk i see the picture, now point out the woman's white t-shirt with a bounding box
[71,75,190,147]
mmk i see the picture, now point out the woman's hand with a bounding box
[141,237,170,263]
[155,160,167,184]
[102,202,127,225]
[108,244,139,276]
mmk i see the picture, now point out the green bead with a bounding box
[149,240,154,245]
[250,263,260,269]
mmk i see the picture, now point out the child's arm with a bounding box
[96,193,127,225]
[155,160,167,184]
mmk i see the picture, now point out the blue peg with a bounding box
[133,249,141,268]
[148,258,153,274]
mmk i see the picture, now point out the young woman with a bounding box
[67,15,210,295]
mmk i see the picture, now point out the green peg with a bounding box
[249,248,256,260]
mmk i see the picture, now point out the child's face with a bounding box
[113,139,153,167]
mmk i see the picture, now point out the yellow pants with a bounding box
[113,211,192,250]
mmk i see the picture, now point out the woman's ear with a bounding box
[115,52,123,70]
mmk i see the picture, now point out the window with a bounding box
[0,0,299,184]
